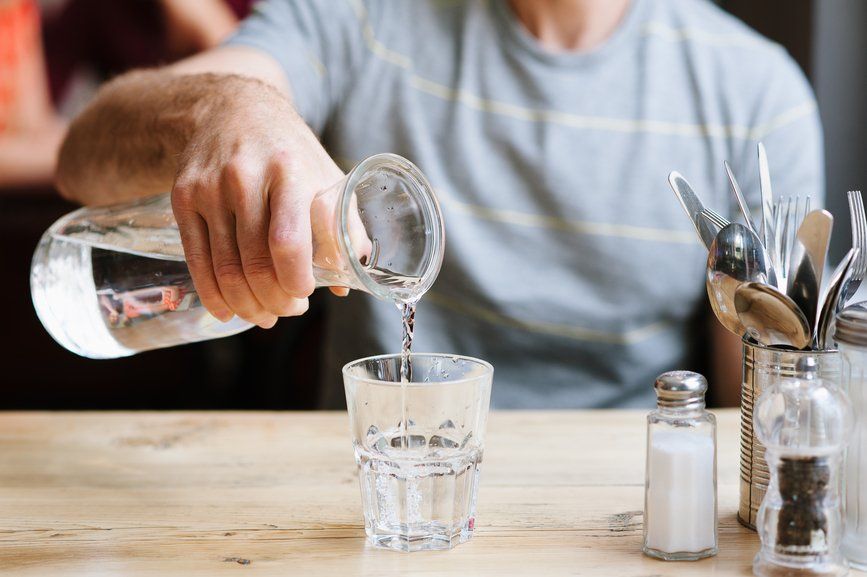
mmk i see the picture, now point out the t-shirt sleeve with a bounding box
[223,0,365,135]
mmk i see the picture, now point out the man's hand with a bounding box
[170,77,344,328]
[55,46,349,328]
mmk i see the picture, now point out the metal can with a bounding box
[739,339,840,529]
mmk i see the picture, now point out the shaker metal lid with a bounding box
[654,370,708,405]
[834,302,867,347]
[795,356,819,376]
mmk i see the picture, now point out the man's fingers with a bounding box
[268,163,316,299]
[174,148,329,325]
[283,297,311,314]
[172,193,232,322]
[233,180,306,317]
[203,207,277,328]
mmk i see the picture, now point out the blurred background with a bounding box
[1,0,865,409]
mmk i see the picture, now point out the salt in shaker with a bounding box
[643,370,718,560]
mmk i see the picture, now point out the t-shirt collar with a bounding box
[491,0,647,68]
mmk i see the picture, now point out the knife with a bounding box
[757,143,776,265]
[724,160,760,239]
[668,171,717,249]
[787,209,833,336]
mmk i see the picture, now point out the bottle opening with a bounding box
[340,154,445,303]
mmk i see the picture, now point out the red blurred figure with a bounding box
[0,0,65,187]
[0,0,253,190]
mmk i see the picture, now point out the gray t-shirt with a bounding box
[227,0,823,409]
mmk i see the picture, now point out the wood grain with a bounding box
[0,410,858,576]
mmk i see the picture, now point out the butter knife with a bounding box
[788,209,834,336]
[724,160,760,239]
[669,171,717,249]
[758,143,776,266]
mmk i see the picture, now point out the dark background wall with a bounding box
[812,0,867,263]
[1,0,864,409]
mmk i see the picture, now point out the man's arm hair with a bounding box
[56,45,291,205]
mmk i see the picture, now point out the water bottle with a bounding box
[31,154,444,358]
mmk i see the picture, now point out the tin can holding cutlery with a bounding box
[738,339,840,530]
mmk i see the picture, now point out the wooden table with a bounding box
[0,410,856,576]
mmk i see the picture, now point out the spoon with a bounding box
[735,282,812,349]
[706,223,777,337]
[816,248,859,349]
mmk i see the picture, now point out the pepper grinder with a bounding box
[643,371,718,560]
[753,357,853,577]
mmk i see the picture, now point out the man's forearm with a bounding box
[56,70,282,205]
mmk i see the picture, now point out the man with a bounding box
[55,0,822,409]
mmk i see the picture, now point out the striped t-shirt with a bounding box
[227,0,823,408]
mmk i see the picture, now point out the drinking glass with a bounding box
[343,353,493,552]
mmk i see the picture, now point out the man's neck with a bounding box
[509,0,632,53]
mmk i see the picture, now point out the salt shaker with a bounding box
[753,357,853,577]
[643,371,718,561]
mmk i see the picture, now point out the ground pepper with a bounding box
[776,456,830,555]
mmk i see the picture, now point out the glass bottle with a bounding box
[753,356,853,577]
[834,302,867,570]
[30,153,444,358]
[643,371,718,561]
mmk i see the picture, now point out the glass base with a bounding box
[643,545,717,561]
[753,554,849,577]
[843,539,867,571]
[356,439,482,553]
[367,522,473,552]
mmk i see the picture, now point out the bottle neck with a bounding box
[656,401,706,419]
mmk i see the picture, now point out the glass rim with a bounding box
[338,153,445,302]
[342,352,493,387]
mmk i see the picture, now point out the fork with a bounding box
[773,195,811,292]
[699,208,729,232]
[838,190,867,311]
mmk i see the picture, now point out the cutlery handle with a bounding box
[758,143,776,265]
[724,161,760,238]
